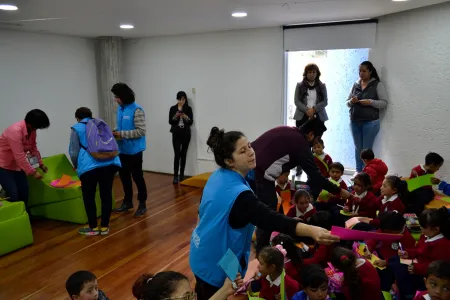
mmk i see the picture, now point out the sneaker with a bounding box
[100,227,109,235]
[78,227,99,236]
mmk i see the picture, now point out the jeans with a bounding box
[80,165,118,228]
[172,131,191,177]
[119,151,148,205]
[351,119,380,172]
[0,167,29,205]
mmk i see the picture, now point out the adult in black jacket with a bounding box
[169,91,193,184]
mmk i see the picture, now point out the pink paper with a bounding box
[331,226,403,241]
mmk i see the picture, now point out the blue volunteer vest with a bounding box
[71,118,121,177]
[189,168,255,288]
[116,103,146,155]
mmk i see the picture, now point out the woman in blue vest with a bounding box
[69,107,121,236]
[190,127,340,300]
[111,83,148,218]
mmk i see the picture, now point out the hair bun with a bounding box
[132,273,154,299]
[206,127,224,152]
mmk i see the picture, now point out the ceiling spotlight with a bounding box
[120,24,134,29]
[0,4,18,10]
[232,12,248,18]
[391,0,409,2]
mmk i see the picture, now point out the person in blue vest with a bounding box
[69,107,121,236]
[190,126,340,300]
[111,83,148,218]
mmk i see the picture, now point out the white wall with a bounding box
[123,27,284,175]
[370,2,450,178]
[0,30,98,157]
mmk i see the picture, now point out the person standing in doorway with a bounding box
[347,61,388,173]
[294,63,329,128]
[112,83,148,218]
[169,91,193,184]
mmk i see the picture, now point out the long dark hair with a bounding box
[331,247,362,300]
[176,91,190,112]
[206,127,245,169]
[354,172,373,192]
[419,207,450,239]
[360,61,380,81]
[258,246,285,274]
[384,175,409,205]
[132,271,189,300]
[271,234,303,268]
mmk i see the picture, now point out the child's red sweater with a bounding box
[405,234,450,276]
[363,158,388,194]
[413,291,429,300]
[285,260,302,286]
[314,153,333,178]
[344,191,378,218]
[259,272,300,300]
[303,244,334,267]
[369,195,406,227]
[341,260,381,300]
[410,165,433,190]
[366,228,416,261]
[328,179,348,205]
[286,203,316,222]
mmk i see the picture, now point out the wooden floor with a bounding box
[0,173,201,300]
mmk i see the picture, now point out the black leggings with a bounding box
[172,132,191,176]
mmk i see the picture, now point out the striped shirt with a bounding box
[120,108,146,139]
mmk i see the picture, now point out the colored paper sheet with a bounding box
[435,196,450,203]
[331,226,403,241]
[400,258,417,265]
[407,174,434,192]
[356,243,386,270]
[340,210,353,217]
[345,217,361,228]
[280,190,292,215]
[217,248,239,281]
[53,174,72,187]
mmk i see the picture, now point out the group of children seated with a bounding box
[256,146,450,300]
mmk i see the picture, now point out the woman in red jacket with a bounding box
[361,149,388,196]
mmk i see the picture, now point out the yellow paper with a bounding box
[357,243,386,270]
[55,174,72,187]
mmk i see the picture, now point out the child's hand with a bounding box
[364,251,372,259]
[408,264,415,274]
[253,272,262,281]
[293,217,302,221]
[350,212,358,217]
[374,260,387,268]
[234,273,244,290]
[431,177,441,185]
[398,250,408,258]
[343,206,350,212]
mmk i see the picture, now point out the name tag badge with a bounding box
[123,116,131,120]
[28,156,39,168]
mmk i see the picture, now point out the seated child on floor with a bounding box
[292,264,330,300]
[393,207,450,299]
[271,233,305,286]
[343,172,378,218]
[66,270,109,300]
[316,162,348,210]
[252,246,300,300]
[330,247,381,300]
[409,152,444,214]
[361,149,388,195]
[414,260,450,300]
[287,190,316,223]
[303,211,335,267]
[312,138,333,178]
[365,211,416,291]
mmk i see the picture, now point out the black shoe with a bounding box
[134,204,147,218]
[114,201,133,213]
[173,176,179,184]
[179,175,185,182]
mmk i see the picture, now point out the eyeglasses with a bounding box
[162,292,197,300]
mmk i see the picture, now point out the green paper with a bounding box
[340,210,353,216]
[407,174,434,192]
[318,179,339,202]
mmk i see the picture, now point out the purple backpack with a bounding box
[81,118,118,161]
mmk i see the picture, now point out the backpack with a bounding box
[79,118,119,161]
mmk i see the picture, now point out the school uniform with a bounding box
[344,191,379,218]
[287,203,316,222]
[285,260,302,286]
[369,194,406,228]
[327,178,348,205]
[363,158,388,195]
[413,291,431,300]
[259,272,300,300]
[303,244,334,267]
[314,153,333,178]
[341,259,381,300]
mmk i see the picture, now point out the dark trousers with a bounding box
[119,152,147,205]
[407,188,435,215]
[389,256,426,300]
[295,115,310,128]
[0,167,29,205]
[172,131,191,176]
[80,165,118,228]
[254,179,278,253]
[195,276,220,300]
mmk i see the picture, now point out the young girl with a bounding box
[287,190,317,223]
[392,207,450,299]
[366,175,407,228]
[271,233,306,285]
[292,265,330,300]
[303,211,335,267]
[330,247,381,300]
[312,138,333,178]
[254,246,300,300]
[343,172,378,218]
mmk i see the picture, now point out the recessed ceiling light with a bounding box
[0,4,18,11]
[392,0,408,2]
[232,12,247,18]
[120,24,134,29]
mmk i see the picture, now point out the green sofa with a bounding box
[0,200,33,256]
[27,154,115,224]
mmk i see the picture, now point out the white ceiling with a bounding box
[0,0,449,38]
